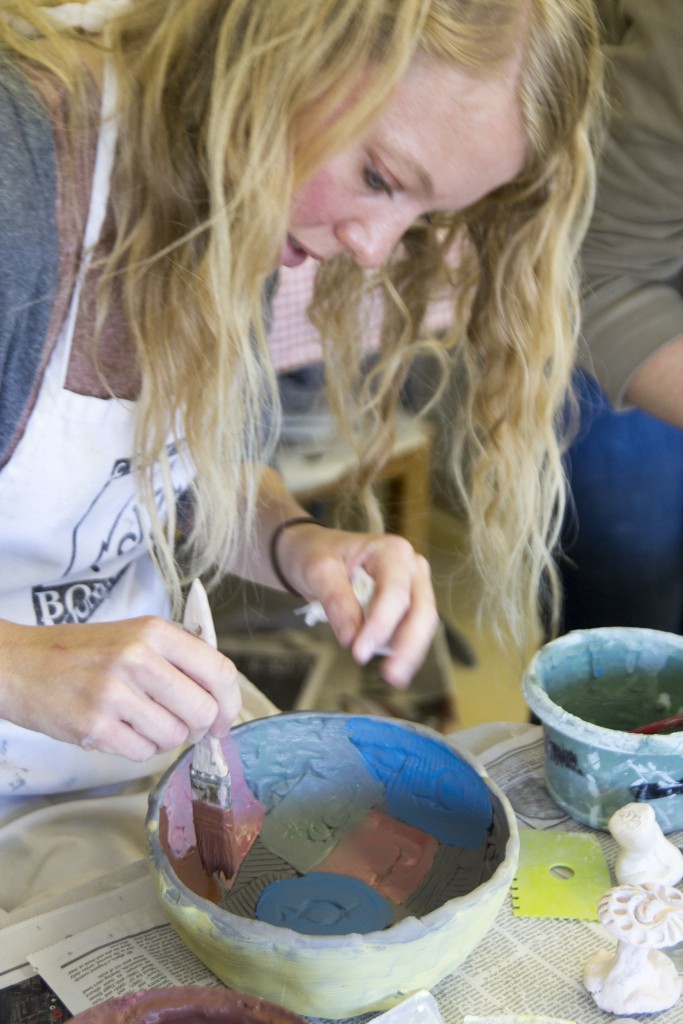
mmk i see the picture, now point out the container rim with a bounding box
[522,628,683,754]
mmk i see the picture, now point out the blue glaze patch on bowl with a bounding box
[523,627,683,832]
[347,717,493,848]
[255,872,393,935]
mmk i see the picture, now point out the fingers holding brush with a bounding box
[0,615,242,760]
[164,621,243,739]
[98,620,241,751]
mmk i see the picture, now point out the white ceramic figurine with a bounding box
[608,802,683,886]
[583,882,683,1014]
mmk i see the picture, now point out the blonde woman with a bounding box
[0,0,602,790]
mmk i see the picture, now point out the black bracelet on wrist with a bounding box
[269,516,327,598]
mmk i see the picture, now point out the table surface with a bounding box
[2,721,682,1024]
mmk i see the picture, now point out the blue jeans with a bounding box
[561,371,683,634]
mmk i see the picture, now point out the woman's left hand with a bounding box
[274,521,439,689]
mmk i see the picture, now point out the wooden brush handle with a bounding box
[631,713,683,735]
[193,734,229,777]
[183,579,229,776]
[183,579,218,648]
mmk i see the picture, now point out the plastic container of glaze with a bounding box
[523,627,683,832]
[146,712,519,1019]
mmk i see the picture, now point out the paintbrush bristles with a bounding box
[192,799,237,880]
[190,736,236,878]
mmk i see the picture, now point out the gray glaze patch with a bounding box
[239,716,384,872]
[219,871,296,920]
[223,834,293,887]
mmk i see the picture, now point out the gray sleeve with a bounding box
[578,0,683,407]
[0,59,59,462]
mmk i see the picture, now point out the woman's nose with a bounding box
[336,212,415,269]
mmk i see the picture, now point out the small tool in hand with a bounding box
[184,578,237,881]
[296,566,392,656]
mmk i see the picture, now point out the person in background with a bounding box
[0,0,601,795]
[560,0,683,635]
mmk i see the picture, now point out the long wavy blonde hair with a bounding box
[2,0,602,641]
[311,0,604,644]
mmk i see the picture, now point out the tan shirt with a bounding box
[579,0,683,407]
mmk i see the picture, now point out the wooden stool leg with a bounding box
[382,443,433,556]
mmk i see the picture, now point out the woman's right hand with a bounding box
[0,616,242,761]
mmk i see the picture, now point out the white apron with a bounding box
[0,8,280,917]
[0,63,194,795]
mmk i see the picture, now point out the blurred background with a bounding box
[211,263,533,735]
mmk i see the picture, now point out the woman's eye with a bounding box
[363,166,393,198]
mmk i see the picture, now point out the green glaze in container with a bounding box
[523,628,683,832]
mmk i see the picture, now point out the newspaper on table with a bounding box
[1,726,682,1024]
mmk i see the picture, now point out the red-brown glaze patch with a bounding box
[192,801,238,881]
[311,808,438,903]
[159,806,221,903]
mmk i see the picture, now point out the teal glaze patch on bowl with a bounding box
[523,627,683,832]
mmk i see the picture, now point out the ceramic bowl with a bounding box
[146,712,518,1019]
[523,627,683,832]
[69,986,306,1022]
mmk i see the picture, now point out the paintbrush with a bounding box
[183,578,237,881]
[631,713,683,735]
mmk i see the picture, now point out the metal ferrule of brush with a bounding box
[190,767,232,810]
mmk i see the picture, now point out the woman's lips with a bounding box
[281,235,326,268]
[281,234,310,268]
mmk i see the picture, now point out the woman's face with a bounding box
[283,55,527,269]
